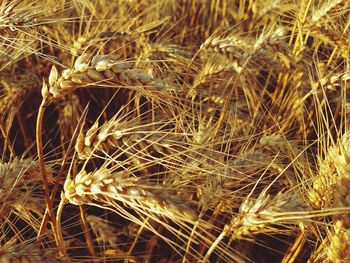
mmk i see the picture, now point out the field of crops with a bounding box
[1,1,350,262]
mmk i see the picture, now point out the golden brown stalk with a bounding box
[79,206,97,262]
[36,93,56,238]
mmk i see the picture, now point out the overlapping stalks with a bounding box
[1,0,350,262]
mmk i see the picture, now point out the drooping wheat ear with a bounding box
[0,158,52,218]
[75,116,187,167]
[259,132,305,159]
[86,215,121,246]
[45,54,171,101]
[326,132,350,179]
[0,71,40,121]
[200,27,291,70]
[14,195,47,234]
[311,66,350,91]
[333,178,350,227]
[251,0,294,24]
[63,167,197,221]
[204,191,308,261]
[0,238,70,263]
[326,220,350,263]
[305,25,349,59]
[310,0,346,26]
[225,191,308,240]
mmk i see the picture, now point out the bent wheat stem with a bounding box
[36,97,55,235]
[36,83,65,256]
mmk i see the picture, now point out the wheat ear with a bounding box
[203,191,308,261]
[46,54,171,101]
[63,167,197,221]
[0,158,52,218]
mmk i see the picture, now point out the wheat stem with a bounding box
[36,98,55,238]
[79,205,98,262]
[36,92,66,257]
[55,197,67,257]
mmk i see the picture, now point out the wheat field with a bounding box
[1,0,350,262]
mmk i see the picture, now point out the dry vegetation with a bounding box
[1,0,350,262]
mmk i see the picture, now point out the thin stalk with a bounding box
[56,197,68,256]
[36,97,64,254]
[36,98,56,236]
[79,205,98,262]
[38,105,88,238]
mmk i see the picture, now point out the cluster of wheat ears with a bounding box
[1,0,350,262]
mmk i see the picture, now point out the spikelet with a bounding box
[74,117,188,171]
[200,27,292,70]
[310,0,346,26]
